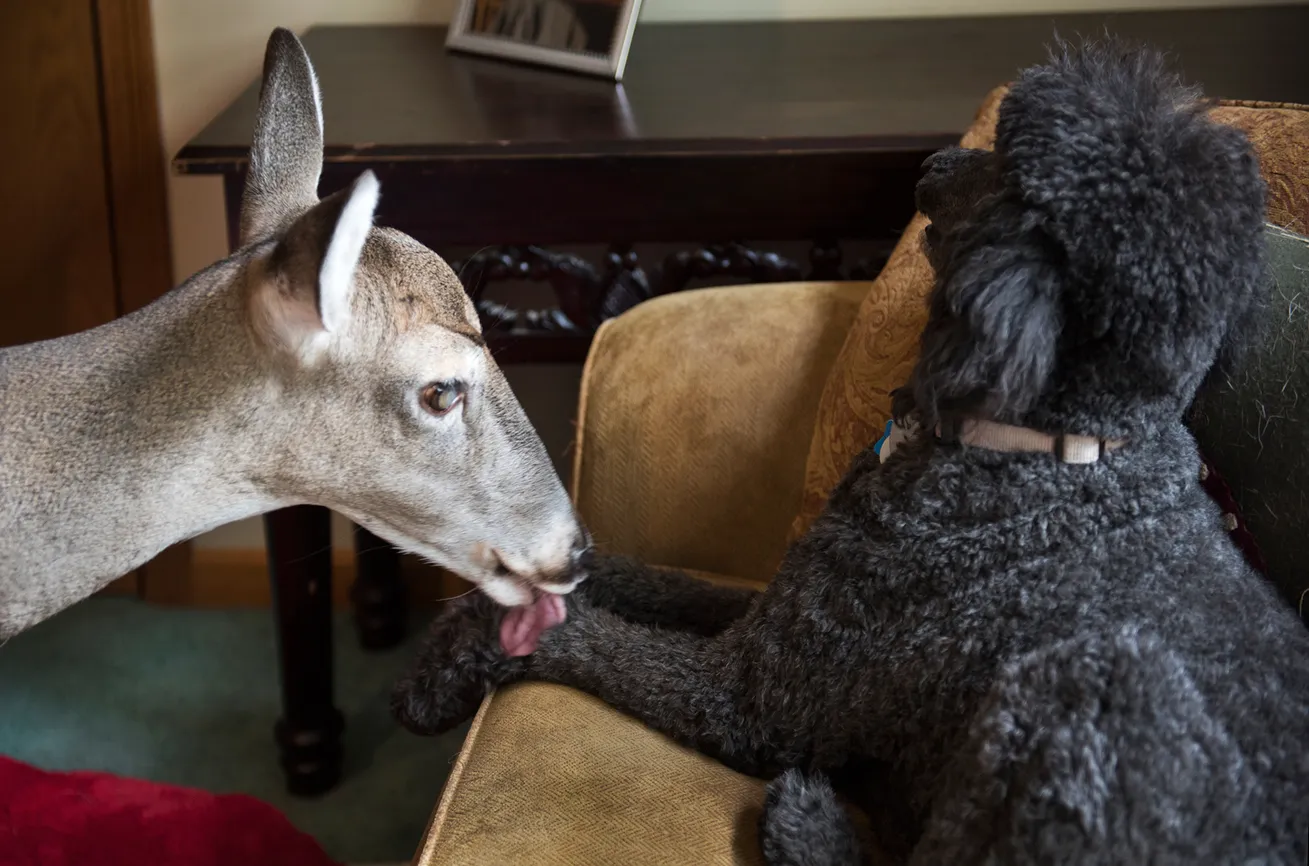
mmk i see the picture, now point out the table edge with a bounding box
[173,133,961,173]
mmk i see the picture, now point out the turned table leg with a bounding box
[351,524,406,650]
[265,505,344,797]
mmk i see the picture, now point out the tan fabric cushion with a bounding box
[572,281,869,582]
[414,682,768,866]
[1209,101,1309,235]
[793,94,1309,537]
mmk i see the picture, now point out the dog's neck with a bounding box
[861,420,1200,553]
[934,418,1128,464]
[0,264,284,637]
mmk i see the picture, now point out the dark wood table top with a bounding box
[176,6,1309,172]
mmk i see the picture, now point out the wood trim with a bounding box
[144,546,473,609]
[90,0,182,599]
[100,574,143,596]
[92,0,173,316]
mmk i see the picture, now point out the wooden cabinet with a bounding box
[0,0,173,594]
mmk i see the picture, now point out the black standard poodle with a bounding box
[392,39,1309,865]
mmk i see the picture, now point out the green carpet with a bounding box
[0,597,467,865]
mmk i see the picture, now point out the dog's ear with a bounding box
[911,229,1061,427]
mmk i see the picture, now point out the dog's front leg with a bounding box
[527,595,777,777]
[391,591,528,736]
[578,554,759,636]
[392,589,792,779]
[389,588,765,765]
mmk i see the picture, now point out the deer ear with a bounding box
[239,28,324,246]
[250,171,379,358]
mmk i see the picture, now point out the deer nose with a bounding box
[572,526,593,561]
[490,528,592,590]
[543,529,592,587]
[569,532,594,576]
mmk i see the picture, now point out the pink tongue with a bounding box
[499,593,567,657]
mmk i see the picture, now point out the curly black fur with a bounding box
[760,771,865,866]
[393,39,1309,865]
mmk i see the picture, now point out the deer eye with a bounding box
[420,381,465,417]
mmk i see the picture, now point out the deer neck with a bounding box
[0,254,287,636]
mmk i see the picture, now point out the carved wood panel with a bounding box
[450,240,893,340]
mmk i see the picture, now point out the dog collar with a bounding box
[935,418,1127,464]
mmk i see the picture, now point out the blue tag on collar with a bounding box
[876,418,921,463]
[874,419,894,458]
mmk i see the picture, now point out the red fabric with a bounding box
[1198,452,1270,577]
[0,756,338,866]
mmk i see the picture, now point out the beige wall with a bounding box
[646,0,1287,18]
[153,0,1282,549]
[154,0,458,293]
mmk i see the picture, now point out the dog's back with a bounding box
[812,409,1309,860]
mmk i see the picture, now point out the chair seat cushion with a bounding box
[414,682,768,866]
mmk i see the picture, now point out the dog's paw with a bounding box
[390,591,523,736]
[760,770,864,866]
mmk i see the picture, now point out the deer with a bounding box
[0,28,588,644]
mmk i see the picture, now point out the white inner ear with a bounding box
[307,59,324,138]
[249,274,333,365]
[318,171,380,333]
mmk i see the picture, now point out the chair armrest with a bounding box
[571,281,870,583]
[412,682,770,866]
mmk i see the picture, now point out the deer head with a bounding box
[236,29,587,607]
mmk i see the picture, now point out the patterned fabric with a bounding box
[1210,101,1309,236]
[793,94,1309,539]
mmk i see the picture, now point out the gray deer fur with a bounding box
[393,41,1309,864]
[0,28,587,639]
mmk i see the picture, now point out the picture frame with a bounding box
[446,0,644,81]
